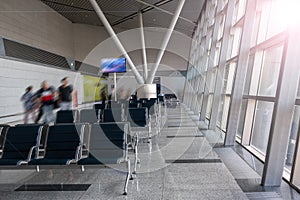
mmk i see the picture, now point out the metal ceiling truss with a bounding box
[41,0,175,27]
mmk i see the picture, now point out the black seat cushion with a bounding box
[56,110,76,123]
[1,125,40,162]
[128,108,147,127]
[103,109,122,123]
[79,123,127,165]
[0,159,23,165]
[29,124,81,165]
[78,154,120,165]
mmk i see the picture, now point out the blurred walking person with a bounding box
[35,81,56,124]
[21,86,36,124]
[58,77,73,110]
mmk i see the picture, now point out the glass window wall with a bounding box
[250,101,274,154]
[184,0,300,190]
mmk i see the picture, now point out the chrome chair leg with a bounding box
[123,159,131,195]
[133,143,138,174]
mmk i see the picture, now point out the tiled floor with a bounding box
[0,104,299,199]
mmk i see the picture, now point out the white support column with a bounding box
[89,0,144,84]
[225,0,256,146]
[209,0,235,129]
[114,72,117,101]
[146,0,186,84]
[262,25,300,186]
[139,11,148,82]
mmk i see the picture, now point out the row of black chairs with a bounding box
[57,108,149,129]
[96,98,162,122]
[57,106,151,138]
[94,98,162,110]
[0,123,136,195]
[96,98,162,116]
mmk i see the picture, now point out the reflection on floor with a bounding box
[0,104,299,199]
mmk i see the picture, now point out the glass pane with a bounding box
[221,96,231,131]
[218,14,226,40]
[249,51,263,95]
[232,0,246,24]
[203,54,209,71]
[297,78,300,98]
[217,95,225,127]
[222,62,236,95]
[226,62,236,94]
[222,64,230,94]
[257,0,272,44]
[251,11,261,47]
[209,3,217,26]
[244,55,255,95]
[243,99,256,145]
[231,27,242,58]
[208,35,213,51]
[237,0,247,21]
[209,70,217,93]
[285,106,300,174]
[227,35,234,60]
[250,101,274,154]
[214,46,221,66]
[292,108,300,188]
[222,0,229,10]
[237,99,248,138]
[232,0,239,25]
[194,78,200,92]
[258,45,283,97]
[266,0,288,39]
[200,75,206,93]
[198,94,203,112]
[206,94,214,119]
[192,95,198,111]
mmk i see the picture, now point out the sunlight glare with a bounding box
[273,0,300,27]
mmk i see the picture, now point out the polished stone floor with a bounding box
[0,104,299,199]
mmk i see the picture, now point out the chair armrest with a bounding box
[66,159,78,165]
[75,145,82,162]
[26,145,41,162]
[66,144,82,165]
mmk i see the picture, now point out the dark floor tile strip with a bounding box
[246,192,282,199]
[168,117,191,119]
[211,143,226,148]
[198,128,208,130]
[15,184,91,191]
[166,135,204,138]
[168,125,196,128]
[165,159,222,164]
[234,178,275,193]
